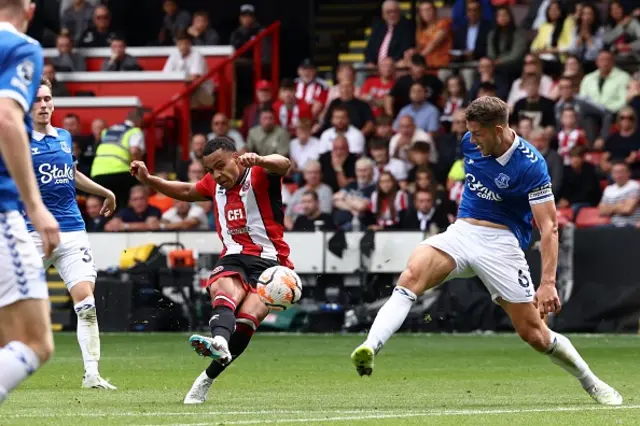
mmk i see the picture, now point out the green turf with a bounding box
[1,333,639,425]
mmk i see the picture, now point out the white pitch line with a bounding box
[145,405,640,426]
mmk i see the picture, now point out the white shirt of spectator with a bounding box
[601,180,640,227]
[289,136,324,171]
[207,129,246,151]
[319,125,365,155]
[388,128,437,163]
[123,119,145,154]
[507,74,555,107]
[372,158,409,183]
[163,49,213,94]
[162,203,209,230]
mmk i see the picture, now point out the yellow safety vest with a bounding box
[90,123,141,177]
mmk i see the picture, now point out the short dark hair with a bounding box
[368,137,389,151]
[376,114,393,126]
[302,190,319,201]
[410,53,426,67]
[193,10,209,18]
[410,141,431,153]
[477,81,497,92]
[175,30,193,43]
[64,113,79,121]
[110,36,126,45]
[332,105,349,116]
[259,106,274,116]
[569,145,586,158]
[414,188,434,200]
[561,105,577,115]
[203,136,237,156]
[611,160,630,169]
[40,77,52,90]
[280,78,295,90]
[465,96,509,127]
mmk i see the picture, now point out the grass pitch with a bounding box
[2,333,639,425]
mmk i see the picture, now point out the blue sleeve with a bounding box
[525,160,554,205]
[460,131,473,156]
[0,37,43,113]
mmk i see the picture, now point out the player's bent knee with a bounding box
[399,245,456,296]
[69,281,95,305]
[209,276,247,308]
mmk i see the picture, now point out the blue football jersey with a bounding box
[456,131,554,249]
[0,23,44,212]
[26,128,85,233]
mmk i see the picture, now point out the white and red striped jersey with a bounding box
[195,166,293,268]
[557,128,586,166]
[294,77,329,107]
[273,100,313,136]
[370,190,409,227]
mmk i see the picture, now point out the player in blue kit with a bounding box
[0,0,62,406]
[351,97,623,405]
[27,77,117,390]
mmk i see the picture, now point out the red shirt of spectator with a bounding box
[360,57,396,117]
[295,59,328,114]
[273,80,312,137]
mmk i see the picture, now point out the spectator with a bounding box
[319,135,357,192]
[476,81,497,98]
[375,114,395,139]
[230,4,267,59]
[517,116,534,141]
[557,106,587,165]
[360,57,396,118]
[369,138,409,186]
[558,146,602,217]
[408,163,436,194]
[507,54,556,107]
[289,118,324,177]
[415,0,452,71]
[451,0,492,88]
[487,6,528,80]
[42,64,70,97]
[75,117,104,175]
[148,172,175,213]
[389,115,436,163]
[102,37,142,72]
[241,80,274,137]
[323,82,375,136]
[555,75,612,145]
[530,128,563,194]
[369,171,409,230]
[325,64,357,109]
[628,78,640,118]
[161,200,209,230]
[158,0,190,46]
[451,0,493,29]
[530,0,575,75]
[332,157,377,230]
[284,160,333,230]
[393,83,440,135]
[407,142,436,184]
[186,11,220,46]
[319,106,366,155]
[83,195,108,232]
[246,107,290,156]
[207,113,246,151]
[400,189,450,233]
[292,191,335,232]
[50,33,85,72]
[467,57,509,101]
[562,54,585,82]
[440,75,468,133]
[567,3,604,70]
[274,79,313,137]
[603,0,640,67]
[177,133,206,181]
[365,0,415,66]
[579,50,630,114]
[294,59,329,119]
[601,106,640,178]
[105,186,162,232]
[512,74,556,131]
[435,109,465,183]
[61,0,94,44]
[163,32,214,107]
[386,54,443,117]
[187,160,205,183]
[598,162,640,226]
[79,5,115,48]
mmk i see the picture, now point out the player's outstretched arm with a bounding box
[237,153,291,176]
[531,200,561,317]
[74,169,117,216]
[130,160,207,202]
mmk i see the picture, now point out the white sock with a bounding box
[74,296,100,377]
[546,331,598,389]
[0,341,40,404]
[364,286,417,353]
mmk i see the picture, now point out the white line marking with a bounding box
[144,405,640,426]
[4,410,394,419]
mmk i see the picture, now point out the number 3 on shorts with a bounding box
[80,247,92,263]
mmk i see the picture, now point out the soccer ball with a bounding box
[256,266,302,311]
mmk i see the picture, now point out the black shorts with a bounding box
[207,254,279,293]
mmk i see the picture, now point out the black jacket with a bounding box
[365,16,415,65]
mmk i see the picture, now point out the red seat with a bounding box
[556,207,574,226]
[575,207,611,228]
[600,179,609,191]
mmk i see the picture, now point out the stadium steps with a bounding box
[47,267,75,332]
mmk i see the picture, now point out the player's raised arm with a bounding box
[531,199,561,317]
[130,160,208,202]
[237,153,291,176]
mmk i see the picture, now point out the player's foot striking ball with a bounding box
[351,96,622,406]
[130,138,296,404]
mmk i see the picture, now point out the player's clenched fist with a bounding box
[236,153,262,167]
[130,160,150,184]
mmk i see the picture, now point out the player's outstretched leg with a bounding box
[502,300,622,405]
[351,245,455,376]
[184,312,259,404]
[70,283,116,390]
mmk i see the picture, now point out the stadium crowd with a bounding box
[45,0,640,233]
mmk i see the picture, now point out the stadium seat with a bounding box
[600,179,608,191]
[556,207,574,226]
[575,207,611,228]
